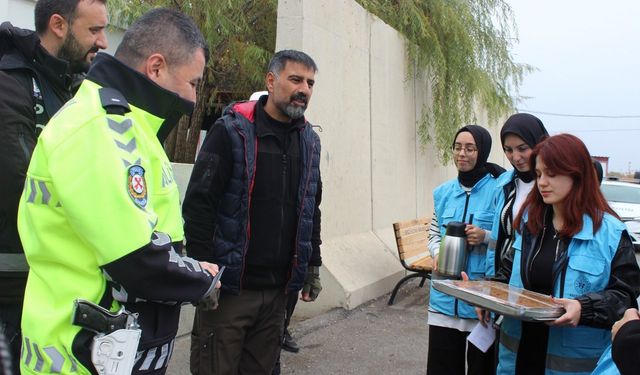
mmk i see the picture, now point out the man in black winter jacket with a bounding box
[183,49,323,375]
[0,1,107,370]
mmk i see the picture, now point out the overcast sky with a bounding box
[507,0,640,173]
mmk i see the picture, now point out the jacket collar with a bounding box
[573,214,595,240]
[231,95,307,133]
[524,209,596,241]
[497,169,518,187]
[87,53,194,139]
[454,172,492,194]
[254,96,306,137]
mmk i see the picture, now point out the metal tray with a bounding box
[432,279,565,321]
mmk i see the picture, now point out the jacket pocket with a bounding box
[441,206,458,225]
[561,326,609,349]
[190,307,216,374]
[190,331,215,375]
[565,255,607,297]
[467,252,487,279]
[472,209,494,230]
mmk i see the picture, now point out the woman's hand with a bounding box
[612,308,640,340]
[550,298,581,327]
[465,224,485,246]
[432,254,438,272]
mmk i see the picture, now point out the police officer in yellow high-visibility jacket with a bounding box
[17,9,219,375]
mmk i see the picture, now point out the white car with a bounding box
[601,179,640,251]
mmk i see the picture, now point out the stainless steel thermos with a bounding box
[437,221,467,278]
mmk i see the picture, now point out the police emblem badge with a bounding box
[128,165,148,208]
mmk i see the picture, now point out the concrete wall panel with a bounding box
[2,0,34,29]
[370,18,420,228]
[279,0,375,237]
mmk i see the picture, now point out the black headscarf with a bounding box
[592,159,604,184]
[453,125,505,188]
[500,113,549,182]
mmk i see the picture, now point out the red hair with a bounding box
[514,134,618,237]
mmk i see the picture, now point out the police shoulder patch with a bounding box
[127,165,148,208]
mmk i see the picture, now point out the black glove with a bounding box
[302,266,322,301]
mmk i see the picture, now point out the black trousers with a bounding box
[272,291,299,375]
[283,291,298,332]
[426,325,495,375]
[0,302,22,375]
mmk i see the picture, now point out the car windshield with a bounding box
[601,184,640,204]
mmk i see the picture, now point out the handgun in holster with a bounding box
[72,299,141,375]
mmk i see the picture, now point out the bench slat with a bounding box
[393,217,431,260]
[397,241,428,259]
[409,256,433,271]
[396,231,427,247]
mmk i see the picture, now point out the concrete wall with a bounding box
[275,0,506,317]
[0,0,124,55]
[1,0,34,29]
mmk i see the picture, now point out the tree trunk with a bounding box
[163,120,178,159]
[185,79,209,163]
[163,78,209,163]
[172,115,191,163]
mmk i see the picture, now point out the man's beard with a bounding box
[58,31,98,73]
[278,92,308,120]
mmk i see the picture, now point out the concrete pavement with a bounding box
[279,278,430,375]
[167,277,431,374]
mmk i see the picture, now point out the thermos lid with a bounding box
[445,221,466,237]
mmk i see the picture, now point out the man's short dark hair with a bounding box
[34,0,107,35]
[115,8,208,68]
[267,50,317,76]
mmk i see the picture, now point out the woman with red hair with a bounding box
[489,134,640,374]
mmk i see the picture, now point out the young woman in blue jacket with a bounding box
[487,113,548,277]
[484,134,640,375]
[427,125,504,374]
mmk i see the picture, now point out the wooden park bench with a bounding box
[387,217,434,305]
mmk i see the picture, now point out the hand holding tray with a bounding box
[432,279,565,321]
